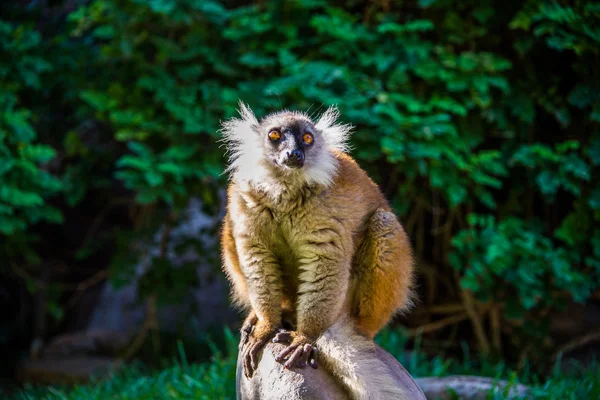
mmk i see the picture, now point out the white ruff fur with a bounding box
[219,102,352,197]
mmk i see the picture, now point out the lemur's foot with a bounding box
[273,330,318,370]
[241,319,278,378]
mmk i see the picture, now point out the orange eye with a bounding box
[268,130,281,141]
[303,133,313,145]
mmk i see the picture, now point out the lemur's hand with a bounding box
[241,319,278,378]
[239,312,258,351]
[273,330,319,370]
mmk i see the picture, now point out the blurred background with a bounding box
[1,0,599,398]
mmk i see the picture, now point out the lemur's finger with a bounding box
[298,344,312,367]
[243,347,254,378]
[284,346,305,369]
[249,341,264,371]
[275,344,297,362]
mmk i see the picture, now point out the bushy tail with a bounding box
[315,318,407,400]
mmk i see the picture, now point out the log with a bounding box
[415,376,531,399]
[16,357,122,385]
[236,341,426,399]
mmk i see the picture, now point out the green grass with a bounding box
[6,328,600,400]
[8,330,239,400]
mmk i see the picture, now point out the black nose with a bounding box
[289,149,304,162]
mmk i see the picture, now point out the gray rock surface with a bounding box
[236,341,426,400]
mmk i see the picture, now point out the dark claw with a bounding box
[309,347,318,369]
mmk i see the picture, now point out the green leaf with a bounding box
[589,188,600,210]
[127,142,154,159]
[80,91,118,112]
[447,184,467,206]
[92,25,115,39]
[144,170,164,187]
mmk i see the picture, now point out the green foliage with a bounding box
[451,216,595,314]
[0,20,63,236]
[1,0,599,362]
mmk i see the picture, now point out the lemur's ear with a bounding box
[315,105,353,153]
[218,101,261,176]
[220,101,259,140]
[236,101,259,130]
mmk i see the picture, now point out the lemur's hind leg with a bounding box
[350,208,414,339]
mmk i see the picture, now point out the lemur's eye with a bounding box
[268,130,281,141]
[303,133,313,145]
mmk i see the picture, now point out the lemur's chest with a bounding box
[238,186,324,265]
[249,202,311,265]
[265,208,306,253]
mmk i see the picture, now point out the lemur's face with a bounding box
[259,113,322,171]
[220,103,352,189]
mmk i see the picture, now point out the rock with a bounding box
[373,347,428,400]
[16,357,121,385]
[16,330,131,385]
[85,197,238,337]
[236,341,426,400]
